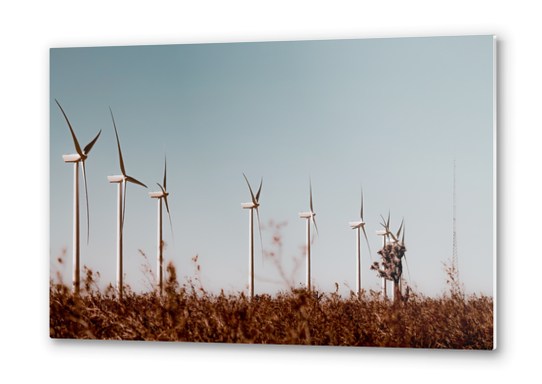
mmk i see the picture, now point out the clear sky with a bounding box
[50,35,494,298]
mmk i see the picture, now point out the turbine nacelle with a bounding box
[376,230,398,245]
[63,154,84,163]
[108,175,125,184]
[349,221,365,229]
[241,202,258,209]
[149,191,168,199]
[378,225,392,237]
[299,212,314,219]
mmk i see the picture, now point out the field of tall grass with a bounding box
[50,264,493,349]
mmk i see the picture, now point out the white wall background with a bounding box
[0,0,537,382]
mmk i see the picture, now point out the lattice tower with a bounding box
[452,159,459,283]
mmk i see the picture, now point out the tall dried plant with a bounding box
[371,243,406,303]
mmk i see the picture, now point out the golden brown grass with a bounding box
[50,265,493,348]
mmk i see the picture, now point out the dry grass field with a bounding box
[50,259,493,349]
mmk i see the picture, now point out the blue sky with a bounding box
[50,35,494,297]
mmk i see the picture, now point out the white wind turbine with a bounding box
[241,173,263,298]
[348,186,372,296]
[108,108,147,299]
[56,100,102,294]
[149,154,174,295]
[299,176,319,292]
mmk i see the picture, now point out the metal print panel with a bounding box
[50,35,495,349]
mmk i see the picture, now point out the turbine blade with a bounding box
[242,173,257,205]
[110,108,126,176]
[126,175,147,188]
[387,211,390,228]
[162,193,170,218]
[164,196,175,247]
[312,216,320,238]
[163,153,167,191]
[255,207,264,264]
[255,177,262,203]
[396,218,404,239]
[360,185,364,221]
[361,225,373,263]
[81,160,90,244]
[401,222,406,245]
[56,100,83,156]
[380,214,387,229]
[309,176,314,213]
[83,130,102,155]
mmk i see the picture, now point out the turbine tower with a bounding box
[56,100,102,294]
[108,108,147,299]
[241,174,263,298]
[452,159,459,283]
[299,176,319,292]
[349,186,372,297]
[149,154,174,295]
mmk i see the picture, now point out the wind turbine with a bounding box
[348,186,372,297]
[107,108,147,299]
[241,173,263,298]
[56,100,102,294]
[149,154,174,295]
[299,176,319,292]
